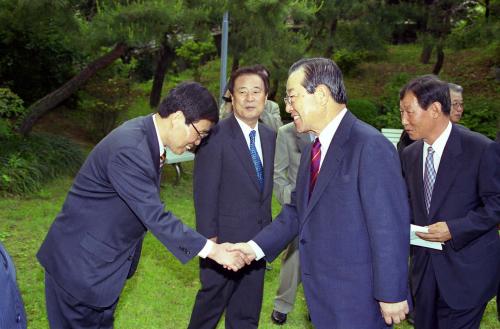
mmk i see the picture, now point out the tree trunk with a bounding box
[432,44,444,75]
[420,44,433,64]
[231,54,239,73]
[18,43,128,136]
[149,41,174,108]
[323,19,338,58]
[485,0,490,20]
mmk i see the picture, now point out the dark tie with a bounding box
[309,138,321,200]
[423,146,436,213]
[249,130,264,190]
[160,148,167,168]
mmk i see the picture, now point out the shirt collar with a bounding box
[152,114,165,155]
[234,115,260,137]
[424,120,452,158]
[317,107,348,150]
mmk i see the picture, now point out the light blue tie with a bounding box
[423,146,436,213]
[249,130,264,191]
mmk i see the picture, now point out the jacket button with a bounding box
[186,251,191,255]
[300,239,306,245]
[16,313,21,322]
[127,255,133,261]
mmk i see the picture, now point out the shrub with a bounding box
[0,133,85,195]
[460,98,499,139]
[0,88,26,138]
[333,49,365,75]
[348,98,379,128]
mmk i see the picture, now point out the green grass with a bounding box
[1,162,498,328]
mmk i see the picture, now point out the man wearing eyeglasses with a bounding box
[188,66,276,329]
[449,83,464,124]
[36,82,250,329]
[231,58,411,329]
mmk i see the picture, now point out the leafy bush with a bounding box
[348,98,379,128]
[333,49,365,75]
[376,73,411,129]
[461,98,499,139]
[0,133,85,195]
[0,88,27,138]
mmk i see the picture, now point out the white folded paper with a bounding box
[410,224,443,250]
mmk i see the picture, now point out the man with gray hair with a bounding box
[448,83,464,124]
[231,58,411,329]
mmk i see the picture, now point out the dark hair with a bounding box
[289,58,347,104]
[158,82,219,124]
[251,64,270,79]
[227,66,269,95]
[399,75,450,115]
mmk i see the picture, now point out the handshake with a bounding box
[207,240,257,272]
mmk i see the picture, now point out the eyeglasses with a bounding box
[451,102,464,109]
[191,123,209,140]
[284,94,300,105]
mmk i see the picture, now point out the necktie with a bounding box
[160,148,167,168]
[249,130,264,191]
[309,138,321,199]
[423,146,436,213]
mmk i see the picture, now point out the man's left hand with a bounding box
[379,300,409,325]
[416,221,452,242]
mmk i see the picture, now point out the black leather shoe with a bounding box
[271,310,287,325]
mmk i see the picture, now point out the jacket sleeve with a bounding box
[107,147,206,264]
[447,141,500,250]
[273,127,293,205]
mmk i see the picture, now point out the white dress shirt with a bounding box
[422,121,452,177]
[235,116,264,166]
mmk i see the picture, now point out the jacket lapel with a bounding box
[302,111,354,223]
[229,116,262,192]
[428,125,463,219]
[259,124,274,200]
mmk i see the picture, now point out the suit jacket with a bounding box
[401,124,500,309]
[254,111,410,329]
[274,122,311,205]
[194,115,276,243]
[37,115,207,308]
[0,242,26,329]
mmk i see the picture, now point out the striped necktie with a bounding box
[309,138,321,200]
[423,146,436,213]
[160,149,167,168]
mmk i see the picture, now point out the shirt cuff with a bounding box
[248,240,265,261]
[198,240,214,258]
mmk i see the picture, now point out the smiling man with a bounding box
[399,75,500,329]
[188,66,276,329]
[37,82,250,329]
[231,58,411,329]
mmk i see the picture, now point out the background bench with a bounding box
[165,148,195,185]
[381,128,403,148]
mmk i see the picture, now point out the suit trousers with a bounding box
[273,237,301,314]
[415,259,487,329]
[44,272,118,329]
[188,258,265,329]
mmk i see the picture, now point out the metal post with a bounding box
[219,11,229,103]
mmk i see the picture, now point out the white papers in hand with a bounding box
[410,224,443,250]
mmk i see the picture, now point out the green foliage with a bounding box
[0,88,26,138]
[376,73,412,129]
[0,0,84,103]
[75,64,132,143]
[348,98,380,128]
[461,98,499,139]
[0,133,84,195]
[176,38,217,81]
[333,49,366,75]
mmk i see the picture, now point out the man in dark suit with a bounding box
[399,75,500,329]
[37,82,250,329]
[232,58,410,329]
[270,122,311,325]
[0,241,27,329]
[188,66,276,329]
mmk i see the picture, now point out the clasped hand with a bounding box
[208,242,256,272]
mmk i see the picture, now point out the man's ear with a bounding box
[172,110,186,126]
[430,102,442,118]
[314,84,329,106]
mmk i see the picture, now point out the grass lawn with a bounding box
[0,162,498,329]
